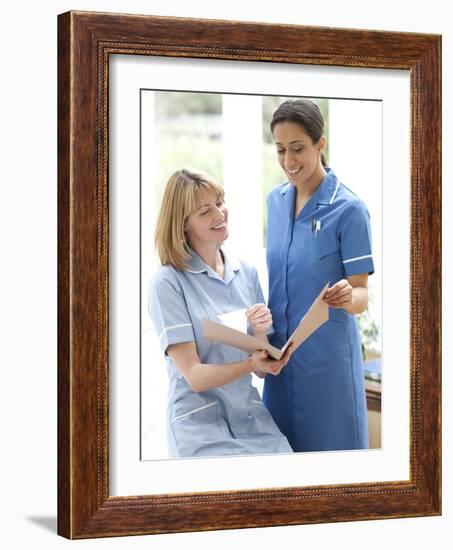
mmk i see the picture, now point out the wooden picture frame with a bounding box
[58,10,441,539]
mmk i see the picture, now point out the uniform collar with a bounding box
[185,249,208,274]
[315,168,340,206]
[185,247,240,284]
[281,167,340,219]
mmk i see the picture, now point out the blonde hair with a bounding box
[154,168,225,270]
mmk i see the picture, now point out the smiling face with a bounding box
[273,121,326,188]
[184,189,228,250]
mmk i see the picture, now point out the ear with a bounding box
[318,135,326,152]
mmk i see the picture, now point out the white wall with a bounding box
[1,1,450,549]
[329,99,382,328]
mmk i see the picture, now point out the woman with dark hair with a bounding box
[263,99,374,452]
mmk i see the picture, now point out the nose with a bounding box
[215,204,226,221]
[283,150,296,168]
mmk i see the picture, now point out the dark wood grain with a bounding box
[57,10,441,539]
[57,11,71,537]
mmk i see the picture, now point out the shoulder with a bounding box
[149,264,183,294]
[267,182,290,203]
[336,184,370,219]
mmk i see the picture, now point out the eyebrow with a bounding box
[196,194,222,211]
[275,140,305,146]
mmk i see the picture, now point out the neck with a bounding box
[191,242,223,272]
[295,164,327,199]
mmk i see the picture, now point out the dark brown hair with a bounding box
[271,99,327,167]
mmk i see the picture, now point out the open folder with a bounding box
[202,282,330,360]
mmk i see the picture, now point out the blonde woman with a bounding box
[148,168,293,458]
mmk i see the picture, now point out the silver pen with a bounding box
[314,219,321,238]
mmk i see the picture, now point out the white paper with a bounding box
[217,308,248,333]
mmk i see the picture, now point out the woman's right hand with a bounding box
[248,344,294,377]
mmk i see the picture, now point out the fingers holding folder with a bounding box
[249,342,295,378]
[202,283,329,360]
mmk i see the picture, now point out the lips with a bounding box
[286,167,301,176]
[211,222,226,231]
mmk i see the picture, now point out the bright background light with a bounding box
[141,90,382,460]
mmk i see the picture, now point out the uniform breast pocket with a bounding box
[312,231,342,281]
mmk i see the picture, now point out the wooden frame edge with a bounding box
[57,10,441,539]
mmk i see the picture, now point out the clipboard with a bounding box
[202,283,330,360]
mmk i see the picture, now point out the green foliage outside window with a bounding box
[154,91,223,206]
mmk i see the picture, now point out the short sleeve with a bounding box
[148,269,195,354]
[339,200,375,277]
[250,266,275,337]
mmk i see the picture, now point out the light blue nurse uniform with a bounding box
[263,168,374,452]
[148,249,292,458]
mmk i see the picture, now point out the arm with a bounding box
[323,273,369,314]
[245,302,274,377]
[326,198,373,315]
[167,342,291,393]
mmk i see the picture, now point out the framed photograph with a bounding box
[58,11,441,538]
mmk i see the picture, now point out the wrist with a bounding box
[343,294,355,313]
[344,287,367,314]
[242,356,254,374]
[252,328,268,342]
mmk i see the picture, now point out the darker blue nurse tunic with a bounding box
[263,168,374,452]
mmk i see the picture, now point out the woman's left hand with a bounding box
[323,279,353,309]
[246,303,272,334]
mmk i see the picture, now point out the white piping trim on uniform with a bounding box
[159,323,192,341]
[343,254,373,264]
[252,399,263,405]
[171,401,217,423]
[329,181,341,204]
[186,269,205,274]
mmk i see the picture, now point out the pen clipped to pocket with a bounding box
[312,217,322,238]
